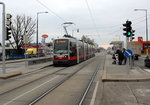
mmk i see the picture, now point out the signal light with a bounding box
[5,14,12,40]
[6,27,11,40]
[122,20,132,37]
[130,36,135,41]
[130,30,135,41]
[127,32,131,36]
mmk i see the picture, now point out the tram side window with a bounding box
[79,41,84,56]
[70,42,77,56]
[85,44,88,55]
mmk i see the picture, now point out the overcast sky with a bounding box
[0,0,150,46]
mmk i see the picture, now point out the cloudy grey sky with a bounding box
[0,0,150,46]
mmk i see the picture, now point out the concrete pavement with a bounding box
[101,54,150,105]
[0,61,52,79]
[102,54,150,82]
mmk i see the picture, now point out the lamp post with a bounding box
[134,9,149,55]
[36,11,48,57]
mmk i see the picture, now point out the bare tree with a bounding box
[10,15,36,52]
[81,35,87,43]
[81,35,95,45]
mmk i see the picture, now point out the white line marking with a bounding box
[90,81,99,105]
[3,76,59,105]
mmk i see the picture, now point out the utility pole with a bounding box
[134,9,149,55]
[0,2,6,74]
[36,11,48,57]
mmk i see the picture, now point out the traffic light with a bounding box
[5,14,12,40]
[130,30,135,41]
[6,27,11,40]
[130,35,135,41]
[123,20,132,37]
[131,30,135,36]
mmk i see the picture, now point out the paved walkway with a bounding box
[0,61,52,79]
[102,54,150,82]
[101,54,150,105]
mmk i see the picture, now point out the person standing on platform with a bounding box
[116,49,124,65]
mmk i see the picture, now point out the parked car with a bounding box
[144,55,150,67]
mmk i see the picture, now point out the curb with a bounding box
[102,77,150,82]
[0,72,22,79]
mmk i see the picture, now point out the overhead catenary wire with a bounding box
[131,14,150,22]
[35,0,148,44]
[35,0,148,30]
[132,16,150,25]
[84,0,103,44]
[82,14,150,43]
[35,0,66,22]
[91,13,150,44]
[35,0,78,36]
[79,14,150,31]
[85,0,97,28]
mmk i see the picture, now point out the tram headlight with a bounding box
[64,55,68,58]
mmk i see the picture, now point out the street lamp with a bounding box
[36,11,48,57]
[134,9,149,55]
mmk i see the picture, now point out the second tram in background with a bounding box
[53,35,95,66]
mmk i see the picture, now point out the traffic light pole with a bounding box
[0,2,6,74]
[126,37,129,49]
[145,10,149,55]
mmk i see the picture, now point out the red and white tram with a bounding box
[53,35,95,66]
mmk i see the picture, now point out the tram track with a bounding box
[0,65,67,95]
[0,54,105,105]
[78,53,106,105]
[0,56,96,105]
[27,57,96,105]
[27,54,105,105]
[78,61,101,105]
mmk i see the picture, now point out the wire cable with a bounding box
[85,0,96,28]
[35,0,66,22]
[84,0,104,43]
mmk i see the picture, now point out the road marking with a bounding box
[3,76,59,105]
[90,81,99,105]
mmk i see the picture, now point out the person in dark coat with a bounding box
[116,49,124,65]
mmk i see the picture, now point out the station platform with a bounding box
[102,55,150,82]
[0,62,52,79]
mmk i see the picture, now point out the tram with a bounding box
[53,35,95,66]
